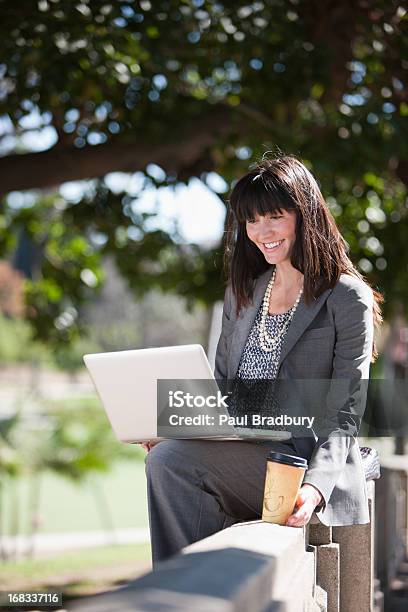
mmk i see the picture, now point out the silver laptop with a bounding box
[83,344,291,443]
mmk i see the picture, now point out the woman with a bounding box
[143,154,383,566]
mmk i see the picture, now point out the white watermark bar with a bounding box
[157,378,408,439]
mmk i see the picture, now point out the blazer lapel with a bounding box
[228,269,333,378]
[276,286,333,369]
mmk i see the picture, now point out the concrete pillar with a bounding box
[315,543,340,612]
[332,481,375,612]
[308,521,332,546]
[375,456,408,610]
[375,465,389,586]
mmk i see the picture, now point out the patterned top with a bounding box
[227,305,292,428]
[237,306,292,380]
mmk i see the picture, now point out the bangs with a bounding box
[230,172,295,223]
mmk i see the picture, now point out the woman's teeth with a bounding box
[263,240,284,250]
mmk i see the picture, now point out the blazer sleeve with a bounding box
[302,277,374,508]
[214,284,234,381]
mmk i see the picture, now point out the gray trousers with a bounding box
[144,438,297,566]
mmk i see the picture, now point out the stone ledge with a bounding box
[68,521,317,612]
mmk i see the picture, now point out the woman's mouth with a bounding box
[263,239,284,252]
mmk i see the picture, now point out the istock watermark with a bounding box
[157,378,408,439]
[168,390,230,409]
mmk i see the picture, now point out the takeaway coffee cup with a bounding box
[262,451,308,525]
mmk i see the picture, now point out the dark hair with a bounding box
[224,154,383,362]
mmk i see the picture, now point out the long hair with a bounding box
[224,154,383,362]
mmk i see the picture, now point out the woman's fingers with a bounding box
[138,439,163,452]
[285,483,323,526]
[286,500,314,527]
[147,440,161,450]
[139,440,160,452]
[139,442,151,452]
[287,514,308,527]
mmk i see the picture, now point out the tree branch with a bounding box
[0,107,234,195]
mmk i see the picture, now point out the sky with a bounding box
[104,169,227,246]
[57,171,227,247]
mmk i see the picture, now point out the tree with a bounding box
[0,1,407,344]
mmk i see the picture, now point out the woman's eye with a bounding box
[246,218,256,224]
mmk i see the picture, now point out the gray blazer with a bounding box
[214,268,374,526]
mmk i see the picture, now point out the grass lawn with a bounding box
[0,543,152,597]
[3,458,149,536]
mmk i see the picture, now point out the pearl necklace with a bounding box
[259,268,303,352]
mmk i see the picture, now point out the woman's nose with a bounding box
[258,225,277,241]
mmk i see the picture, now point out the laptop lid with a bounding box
[83,344,225,443]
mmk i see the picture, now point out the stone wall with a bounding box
[69,483,380,612]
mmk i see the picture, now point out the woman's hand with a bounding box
[139,440,160,452]
[285,484,323,527]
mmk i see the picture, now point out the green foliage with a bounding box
[0,413,23,477]
[52,336,102,372]
[0,314,51,365]
[0,1,407,346]
[36,405,134,480]
[0,399,137,483]
[0,312,103,371]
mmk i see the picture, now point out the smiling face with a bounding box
[245,209,297,264]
